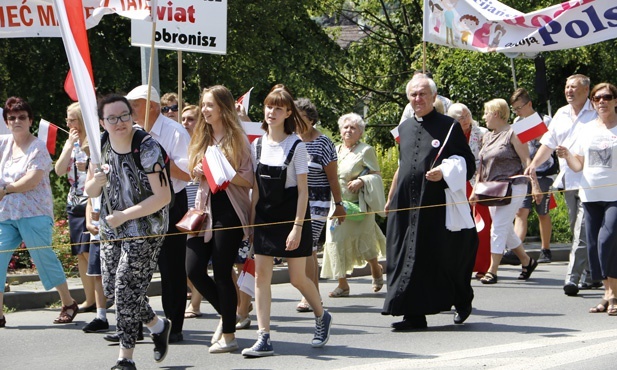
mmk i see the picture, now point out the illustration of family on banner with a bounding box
[424,0,617,52]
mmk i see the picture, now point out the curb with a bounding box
[4,244,569,310]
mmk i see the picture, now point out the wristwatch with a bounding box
[334,201,344,207]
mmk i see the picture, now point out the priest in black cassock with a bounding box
[383,74,478,330]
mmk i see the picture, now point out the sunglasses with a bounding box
[161,104,179,113]
[592,94,614,102]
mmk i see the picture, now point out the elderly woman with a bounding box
[448,103,491,279]
[0,97,79,327]
[54,102,96,313]
[321,113,386,297]
[470,99,538,284]
[558,82,617,315]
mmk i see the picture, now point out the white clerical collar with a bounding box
[414,114,424,122]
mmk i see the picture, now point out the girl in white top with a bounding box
[242,86,332,357]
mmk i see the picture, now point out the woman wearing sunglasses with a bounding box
[556,83,617,316]
[161,92,183,122]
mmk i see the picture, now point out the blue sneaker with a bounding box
[311,310,332,348]
[242,330,274,357]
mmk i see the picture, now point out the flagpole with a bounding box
[422,41,426,73]
[144,1,158,132]
[177,50,183,124]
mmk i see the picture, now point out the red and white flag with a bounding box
[512,112,548,144]
[236,87,254,115]
[390,125,400,143]
[241,121,265,143]
[203,145,236,194]
[54,0,101,164]
[38,119,59,155]
[237,257,255,297]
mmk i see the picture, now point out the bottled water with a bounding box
[91,208,100,241]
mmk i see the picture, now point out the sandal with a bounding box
[474,272,486,280]
[296,301,313,312]
[328,287,350,297]
[53,300,78,324]
[480,272,498,284]
[372,265,384,292]
[518,258,538,280]
[608,298,617,316]
[589,299,609,313]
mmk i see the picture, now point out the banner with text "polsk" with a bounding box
[130,0,227,54]
[423,0,617,53]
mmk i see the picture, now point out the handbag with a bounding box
[342,200,365,222]
[176,208,208,234]
[474,155,512,206]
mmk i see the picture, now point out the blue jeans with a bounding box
[0,216,67,290]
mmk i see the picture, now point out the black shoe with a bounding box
[169,332,183,343]
[110,359,136,370]
[454,304,472,325]
[391,315,427,331]
[83,318,110,333]
[501,250,521,265]
[579,281,603,290]
[563,283,579,296]
[537,249,552,263]
[152,318,172,363]
[104,323,144,342]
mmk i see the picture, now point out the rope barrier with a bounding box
[1,182,616,255]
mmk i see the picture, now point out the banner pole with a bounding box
[177,50,183,124]
[144,3,158,132]
[510,57,518,90]
[423,42,426,73]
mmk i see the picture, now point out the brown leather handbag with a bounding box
[474,156,512,206]
[176,208,208,234]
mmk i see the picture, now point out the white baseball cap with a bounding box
[126,85,160,103]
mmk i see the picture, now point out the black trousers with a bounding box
[158,188,188,335]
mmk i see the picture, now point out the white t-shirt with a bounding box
[573,122,617,202]
[251,133,308,188]
[539,99,597,189]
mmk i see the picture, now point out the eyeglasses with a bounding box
[7,115,29,122]
[104,112,132,125]
[512,101,529,112]
[161,104,179,113]
[592,94,614,102]
[65,118,78,124]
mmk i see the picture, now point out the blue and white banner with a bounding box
[423,0,617,52]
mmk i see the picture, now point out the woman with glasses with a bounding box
[54,102,97,315]
[161,92,182,122]
[0,97,79,327]
[85,94,172,370]
[557,83,617,316]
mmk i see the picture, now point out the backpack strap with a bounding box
[283,139,302,168]
[131,128,170,188]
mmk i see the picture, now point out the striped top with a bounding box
[306,134,337,208]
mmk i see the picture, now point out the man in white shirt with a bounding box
[524,74,599,296]
[126,85,191,343]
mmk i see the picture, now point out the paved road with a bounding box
[3,260,617,369]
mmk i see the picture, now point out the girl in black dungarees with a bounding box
[241,87,332,357]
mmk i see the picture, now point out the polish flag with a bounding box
[237,257,255,297]
[390,125,400,143]
[54,0,101,164]
[38,119,59,155]
[241,121,265,143]
[236,87,254,115]
[202,145,236,194]
[512,112,548,144]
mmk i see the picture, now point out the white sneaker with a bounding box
[210,320,223,344]
[209,338,238,353]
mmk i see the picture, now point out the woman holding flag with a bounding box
[0,97,79,327]
[54,102,97,314]
[186,85,253,353]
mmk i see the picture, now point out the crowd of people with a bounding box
[1,72,617,368]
